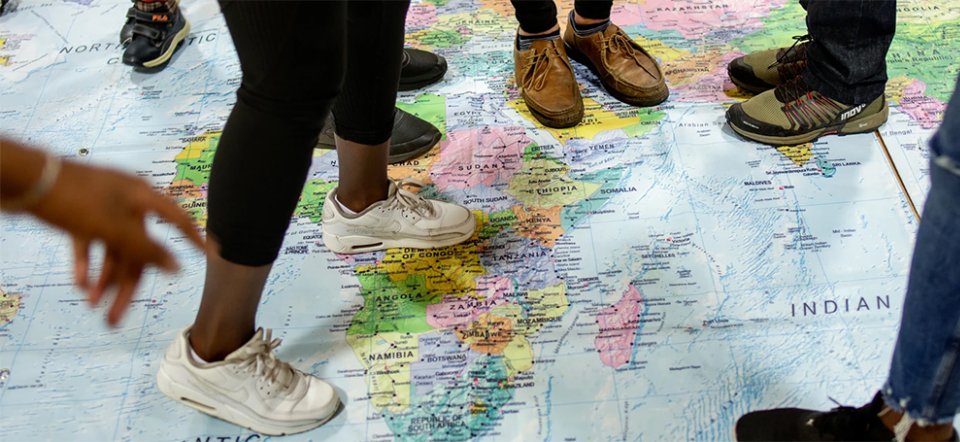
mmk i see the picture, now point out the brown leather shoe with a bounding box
[562,23,668,107]
[514,35,584,128]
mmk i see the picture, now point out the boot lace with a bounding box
[768,34,812,68]
[776,76,843,130]
[809,397,885,441]
[384,179,437,218]
[520,46,557,91]
[600,30,656,78]
[229,329,298,395]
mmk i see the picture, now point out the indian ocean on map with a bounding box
[0,0,956,440]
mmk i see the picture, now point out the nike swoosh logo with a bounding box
[187,375,249,403]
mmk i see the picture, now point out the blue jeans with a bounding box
[883,72,960,425]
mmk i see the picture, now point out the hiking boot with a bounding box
[729,35,811,94]
[562,21,668,107]
[735,392,959,441]
[122,0,190,68]
[399,48,447,91]
[514,33,584,128]
[316,108,441,164]
[157,327,340,436]
[726,75,888,145]
[321,179,476,254]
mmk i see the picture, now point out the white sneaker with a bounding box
[156,327,340,436]
[322,179,476,254]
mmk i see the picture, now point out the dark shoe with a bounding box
[562,22,668,107]
[728,35,810,94]
[316,108,441,164]
[120,6,136,44]
[399,48,447,91]
[513,34,584,128]
[735,392,959,441]
[122,3,190,68]
[726,75,888,146]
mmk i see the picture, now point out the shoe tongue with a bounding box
[225,328,266,361]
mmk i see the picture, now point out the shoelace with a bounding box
[230,329,297,393]
[775,75,810,103]
[776,76,843,130]
[521,47,556,91]
[383,178,437,218]
[768,34,812,69]
[600,31,657,79]
[811,396,889,441]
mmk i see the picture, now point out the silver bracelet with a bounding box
[1,151,62,212]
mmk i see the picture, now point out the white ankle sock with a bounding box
[189,346,208,364]
[336,195,359,215]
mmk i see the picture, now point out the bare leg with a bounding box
[519,23,560,36]
[188,239,272,362]
[573,12,607,26]
[333,134,390,213]
[879,407,955,442]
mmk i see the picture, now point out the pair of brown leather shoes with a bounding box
[513,23,668,128]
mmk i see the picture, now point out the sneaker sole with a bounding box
[140,19,190,68]
[156,365,339,436]
[322,227,475,254]
[564,42,669,107]
[730,100,888,146]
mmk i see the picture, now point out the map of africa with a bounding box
[1,0,956,440]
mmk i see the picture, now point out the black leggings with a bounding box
[207,0,409,266]
[511,0,613,34]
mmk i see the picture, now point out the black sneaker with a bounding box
[735,392,959,441]
[726,75,888,146]
[122,3,190,68]
[399,48,447,91]
[728,35,810,94]
[120,5,136,44]
[316,108,441,164]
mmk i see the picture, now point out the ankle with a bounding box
[188,326,254,363]
[336,184,389,213]
[518,24,560,37]
[880,407,955,441]
[573,12,608,26]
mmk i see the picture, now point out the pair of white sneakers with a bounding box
[157,180,475,435]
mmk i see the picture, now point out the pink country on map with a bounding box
[426,275,513,330]
[666,51,746,102]
[594,284,645,368]
[429,126,530,191]
[899,79,948,129]
[612,0,789,40]
[406,2,438,30]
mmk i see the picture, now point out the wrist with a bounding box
[0,150,62,212]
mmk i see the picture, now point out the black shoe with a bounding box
[735,392,959,441]
[316,108,441,164]
[399,48,447,91]
[120,6,136,44]
[122,4,190,68]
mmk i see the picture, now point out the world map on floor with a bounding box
[1,0,957,440]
